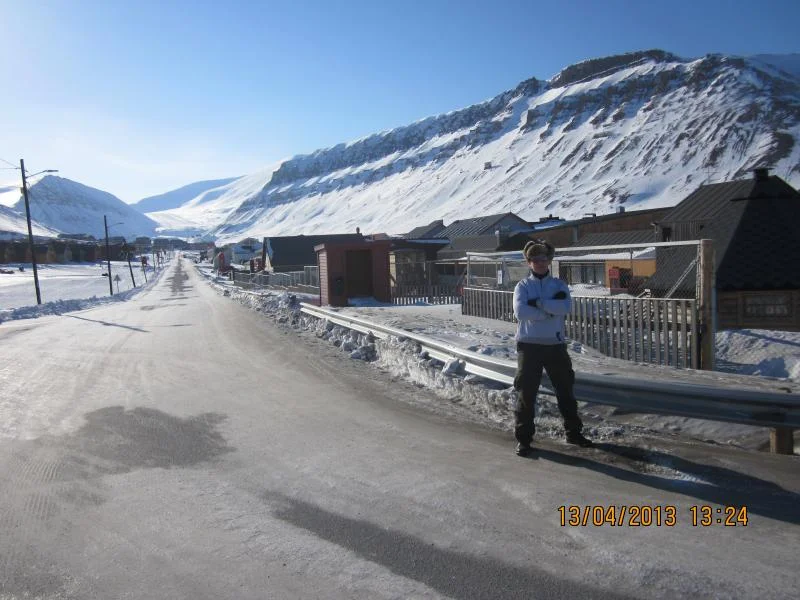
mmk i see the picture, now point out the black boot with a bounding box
[515,442,534,457]
[566,431,593,447]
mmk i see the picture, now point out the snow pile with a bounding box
[716,329,800,380]
[0,280,146,324]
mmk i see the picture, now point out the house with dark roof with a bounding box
[503,207,671,251]
[405,213,531,241]
[649,168,800,330]
[261,234,364,272]
[389,238,450,286]
[404,220,446,240]
[435,212,529,240]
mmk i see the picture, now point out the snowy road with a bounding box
[1,257,798,599]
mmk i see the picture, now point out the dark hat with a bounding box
[523,239,555,260]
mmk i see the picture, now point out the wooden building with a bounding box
[261,234,363,273]
[315,240,392,307]
[502,206,671,251]
[651,168,800,331]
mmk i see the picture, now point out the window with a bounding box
[744,295,791,318]
[661,226,672,242]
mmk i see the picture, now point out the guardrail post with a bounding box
[770,427,794,455]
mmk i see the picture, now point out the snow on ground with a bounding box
[716,329,800,381]
[0,261,163,321]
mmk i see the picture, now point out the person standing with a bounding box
[512,240,592,456]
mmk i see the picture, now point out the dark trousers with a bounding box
[514,342,583,444]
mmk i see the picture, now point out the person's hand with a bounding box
[552,290,567,300]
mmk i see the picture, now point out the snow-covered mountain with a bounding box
[146,50,800,243]
[9,176,158,240]
[131,177,240,213]
[145,166,279,239]
[0,204,61,240]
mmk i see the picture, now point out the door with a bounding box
[345,250,373,297]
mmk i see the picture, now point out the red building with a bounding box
[315,240,391,306]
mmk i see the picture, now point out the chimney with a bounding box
[754,168,770,181]
[617,206,626,213]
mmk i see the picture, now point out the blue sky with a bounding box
[1,0,799,204]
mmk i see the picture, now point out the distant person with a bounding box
[512,239,592,456]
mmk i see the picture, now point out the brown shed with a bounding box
[315,240,391,307]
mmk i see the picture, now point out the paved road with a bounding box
[1,257,798,599]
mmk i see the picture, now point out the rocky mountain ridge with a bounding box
[198,50,799,241]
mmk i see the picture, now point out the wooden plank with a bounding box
[671,300,679,368]
[621,299,629,361]
[770,427,795,455]
[637,299,644,363]
[681,300,689,368]
[698,240,715,370]
[644,299,652,364]
[654,300,662,366]
[615,299,623,359]
[601,298,608,356]
[691,300,699,369]
[628,299,634,362]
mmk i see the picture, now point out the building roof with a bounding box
[436,212,529,239]
[648,171,800,293]
[436,235,502,260]
[568,206,667,227]
[657,173,800,224]
[264,234,363,269]
[569,229,657,247]
[405,220,445,239]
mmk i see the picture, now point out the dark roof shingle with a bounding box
[436,212,529,239]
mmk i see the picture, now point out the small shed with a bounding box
[315,240,391,306]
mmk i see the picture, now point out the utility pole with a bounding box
[104,215,113,295]
[123,243,137,288]
[20,159,42,304]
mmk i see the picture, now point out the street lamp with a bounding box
[103,216,124,296]
[19,159,58,305]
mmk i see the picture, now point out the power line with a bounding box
[0,157,19,168]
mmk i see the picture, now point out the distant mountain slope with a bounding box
[0,204,60,240]
[145,166,278,239]
[12,176,157,239]
[183,50,799,243]
[131,177,240,213]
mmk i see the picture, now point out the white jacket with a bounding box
[513,272,571,345]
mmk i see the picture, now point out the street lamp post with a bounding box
[19,159,58,305]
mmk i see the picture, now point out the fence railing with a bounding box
[462,287,698,369]
[566,296,697,369]
[391,285,461,305]
[231,269,320,294]
[462,287,515,322]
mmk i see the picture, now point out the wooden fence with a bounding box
[231,270,320,294]
[391,285,461,306]
[462,287,698,368]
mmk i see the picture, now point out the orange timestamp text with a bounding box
[558,505,749,527]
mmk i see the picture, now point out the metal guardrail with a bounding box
[300,303,799,450]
